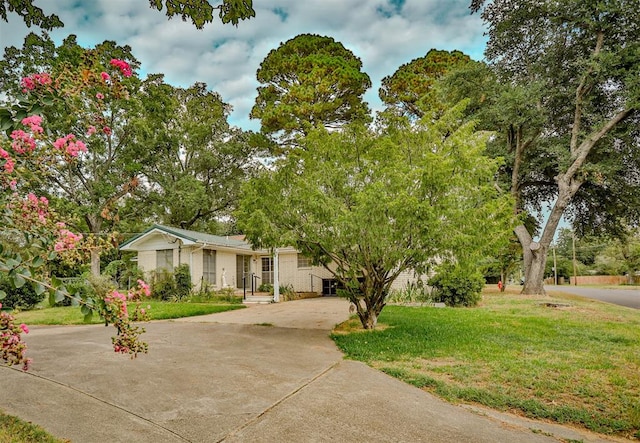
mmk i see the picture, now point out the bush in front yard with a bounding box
[429,265,484,307]
[0,273,44,310]
[173,264,192,301]
[151,270,176,301]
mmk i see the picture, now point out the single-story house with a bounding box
[119,224,420,300]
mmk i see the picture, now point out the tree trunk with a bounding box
[85,214,103,277]
[90,249,100,277]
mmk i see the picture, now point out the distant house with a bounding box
[120,224,422,300]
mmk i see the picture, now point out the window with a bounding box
[157,249,173,271]
[297,254,312,268]
[203,250,216,285]
[261,256,273,285]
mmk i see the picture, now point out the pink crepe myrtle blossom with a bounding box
[21,115,44,134]
[110,59,132,77]
[87,126,97,136]
[10,130,37,154]
[53,134,88,157]
[101,71,110,81]
[103,126,112,136]
[137,279,151,297]
[20,324,29,334]
[3,158,15,174]
[20,73,52,92]
[96,92,104,100]
[54,228,83,252]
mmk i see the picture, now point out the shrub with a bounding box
[387,280,432,304]
[103,259,145,289]
[173,264,192,301]
[428,265,484,307]
[151,269,176,301]
[258,283,273,293]
[0,273,45,310]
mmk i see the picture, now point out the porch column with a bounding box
[273,249,280,302]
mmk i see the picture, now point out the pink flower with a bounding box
[0,148,9,159]
[9,180,17,190]
[103,126,112,136]
[87,126,97,136]
[53,134,88,157]
[110,59,133,77]
[4,158,15,173]
[10,130,36,153]
[101,72,110,81]
[96,93,104,100]
[137,279,151,297]
[21,115,43,134]
[20,324,29,334]
[20,73,52,90]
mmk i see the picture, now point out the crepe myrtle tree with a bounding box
[0,70,151,370]
[237,103,513,329]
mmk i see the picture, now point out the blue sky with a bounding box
[1,0,488,131]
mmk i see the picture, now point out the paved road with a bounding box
[545,285,640,309]
[1,298,623,442]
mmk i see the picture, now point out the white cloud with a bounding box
[1,0,488,129]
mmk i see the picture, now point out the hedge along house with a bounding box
[119,224,339,300]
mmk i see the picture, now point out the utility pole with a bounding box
[552,247,558,285]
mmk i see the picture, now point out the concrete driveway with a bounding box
[1,298,622,442]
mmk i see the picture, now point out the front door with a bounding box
[236,255,251,289]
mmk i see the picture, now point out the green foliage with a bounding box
[238,105,514,328]
[258,283,273,293]
[386,281,432,304]
[190,285,242,304]
[149,0,255,28]
[0,0,63,30]
[150,269,177,301]
[135,77,260,230]
[0,271,45,310]
[379,49,472,120]
[251,34,372,144]
[173,264,192,300]
[103,258,145,289]
[428,265,484,307]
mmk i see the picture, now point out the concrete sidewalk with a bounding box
[1,298,623,442]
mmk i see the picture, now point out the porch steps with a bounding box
[243,293,273,304]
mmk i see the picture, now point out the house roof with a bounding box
[119,224,256,252]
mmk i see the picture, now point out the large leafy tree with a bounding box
[1,0,254,30]
[379,49,471,120]
[1,34,148,275]
[135,75,261,231]
[465,0,640,294]
[238,105,513,329]
[250,34,372,145]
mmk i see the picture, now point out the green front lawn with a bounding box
[332,288,640,439]
[13,300,244,325]
[0,412,66,443]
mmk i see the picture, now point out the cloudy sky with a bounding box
[1,0,488,131]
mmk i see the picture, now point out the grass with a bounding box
[13,300,245,325]
[0,411,67,443]
[331,288,640,439]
